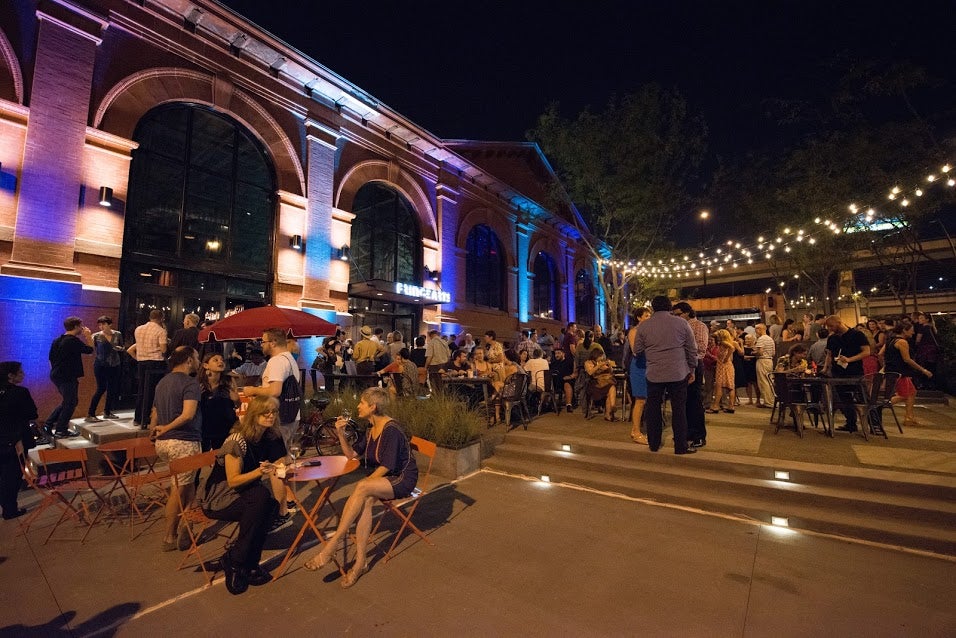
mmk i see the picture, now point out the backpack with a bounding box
[278,353,301,423]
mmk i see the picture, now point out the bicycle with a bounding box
[299,393,361,456]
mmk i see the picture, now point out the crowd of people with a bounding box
[0,304,945,592]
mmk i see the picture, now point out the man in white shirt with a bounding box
[754,323,776,407]
[524,348,550,391]
[243,329,299,448]
[129,309,168,427]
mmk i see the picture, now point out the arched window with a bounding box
[465,224,505,310]
[575,268,595,327]
[121,103,274,332]
[350,183,419,284]
[532,252,560,320]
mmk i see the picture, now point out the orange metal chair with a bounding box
[371,436,436,562]
[23,447,115,543]
[124,439,171,539]
[168,450,237,584]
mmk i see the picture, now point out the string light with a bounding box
[595,160,952,280]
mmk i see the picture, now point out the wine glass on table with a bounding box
[288,441,302,467]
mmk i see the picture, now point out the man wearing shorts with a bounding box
[151,346,203,552]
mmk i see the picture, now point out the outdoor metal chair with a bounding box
[863,371,903,437]
[494,372,532,429]
[532,369,557,416]
[25,447,116,543]
[169,450,238,585]
[371,436,436,562]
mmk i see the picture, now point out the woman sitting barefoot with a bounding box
[303,387,418,588]
[199,395,281,594]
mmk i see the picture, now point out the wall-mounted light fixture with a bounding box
[424,266,440,283]
[289,234,303,250]
[98,186,113,207]
[335,245,350,261]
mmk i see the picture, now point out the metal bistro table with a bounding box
[272,454,360,579]
[787,375,869,439]
[443,375,496,426]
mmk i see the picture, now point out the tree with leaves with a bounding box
[529,85,707,327]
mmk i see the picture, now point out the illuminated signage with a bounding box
[394,282,451,304]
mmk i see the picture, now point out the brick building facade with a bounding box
[0,0,600,415]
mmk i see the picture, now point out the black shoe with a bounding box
[689,439,706,448]
[42,424,54,436]
[221,553,248,595]
[566,404,572,413]
[103,412,120,420]
[247,567,273,586]
[675,448,697,455]
[53,429,79,438]
[268,512,292,533]
[3,508,27,520]
[835,425,858,433]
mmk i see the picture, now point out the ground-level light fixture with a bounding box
[771,516,789,527]
[774,471,790,481]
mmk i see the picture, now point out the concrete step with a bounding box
[916,391,949,405]
[483,432,956,556]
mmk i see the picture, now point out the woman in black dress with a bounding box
[199,353,239,452]
[0,361,38,519]
[303,386,418,588]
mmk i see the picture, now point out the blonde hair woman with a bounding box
[708,329,741,413]
[199,395,281,594]
[303,387,418,588]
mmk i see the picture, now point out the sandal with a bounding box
[631,433,648,445]
[721,409,735,414]
[341,562,369,589]
[705,409,719,414]
[303,550,332,571]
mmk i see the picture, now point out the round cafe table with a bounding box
[272,454,360,579]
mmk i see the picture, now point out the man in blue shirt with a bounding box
[633,297,699,455]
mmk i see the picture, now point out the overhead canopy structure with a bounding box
[198,306,337,342]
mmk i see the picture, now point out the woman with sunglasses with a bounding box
[199,395,281,594]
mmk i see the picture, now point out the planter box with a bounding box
[426,440,481,480]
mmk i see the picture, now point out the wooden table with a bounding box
[272,454,360,579]
[443,376,496,425]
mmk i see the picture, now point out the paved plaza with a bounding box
[2,397,955,637]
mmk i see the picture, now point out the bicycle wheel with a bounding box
[316,418,359,456]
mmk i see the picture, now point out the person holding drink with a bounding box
[303,387,418,588]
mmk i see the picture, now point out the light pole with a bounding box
[699,210,710,286]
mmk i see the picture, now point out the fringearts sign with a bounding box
[395,282,451,304]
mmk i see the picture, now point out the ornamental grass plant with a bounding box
[316,388,483,449]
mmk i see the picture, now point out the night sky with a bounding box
[216,0,954,163]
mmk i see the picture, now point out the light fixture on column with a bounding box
[335,245,350,261]
[289,234,303,250]
[424,266,440,283]
[98,186,113,207]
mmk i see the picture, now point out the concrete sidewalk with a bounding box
[2,470,954,637]
[2,398,953,636]
[515,398,956,476]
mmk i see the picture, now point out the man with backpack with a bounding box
[242,327,299,529]
[243,328,301,450]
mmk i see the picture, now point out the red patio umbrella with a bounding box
[198,306,337,342]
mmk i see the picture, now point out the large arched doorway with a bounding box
[347,182,422,340]
[119,104,276,339]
